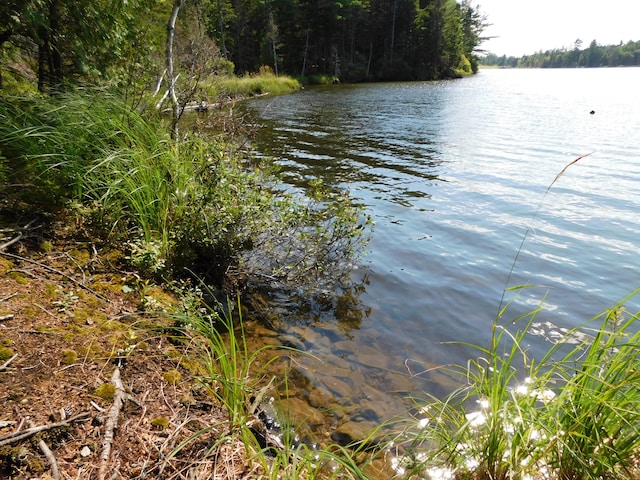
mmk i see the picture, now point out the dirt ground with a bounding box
[0,218,256,479]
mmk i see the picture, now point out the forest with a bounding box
[205,0,487,80]
[481,39,640,69]
[0,0,487,90]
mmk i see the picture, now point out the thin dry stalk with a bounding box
[498,152,593,316]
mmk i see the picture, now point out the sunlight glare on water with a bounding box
[241,68,640,430]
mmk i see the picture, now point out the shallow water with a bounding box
[239,68,640,439]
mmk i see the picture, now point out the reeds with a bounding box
[390,154,640,480]
[393,291,640,480]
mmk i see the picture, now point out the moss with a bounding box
[61,349,78,365]
[150,417,169,430]
[92,280,127,295]
[8,271,28,285]
[0,346,15,361]
[0,258,14,274]
[0,445,30,471]
[99,319,127,332]
[162,369,182,385]
[20,305,38,317]
[25,454,44,474]
[179,358,206,376]
[143,285,178,310]
[43,283,59,299]
[93,383,115,401]
[69,248,91,265]
[77,343,101,358]
[82,294,102,310]
[102,248,125,266]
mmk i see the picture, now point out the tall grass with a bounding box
[0,91,280,276]
[206,71,301,99]
[389,153,640,480]
[172,295,384,479]
[393,291,640,480]
[1,89,367,284]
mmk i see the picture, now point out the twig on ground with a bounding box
[34,303,64,320]
[63,251,88,284]
[91,401,107,413]
[0,251,108,301]
[0,232,23,251]
[28,420,61,480]
[0,412,90,447]
[0,314,14,321]
[0,292,18,302]
[8,268,38,279]
[97,366,127,480]
[0,354,18,372]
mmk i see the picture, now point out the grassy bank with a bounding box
[0,86,372,477]
[3,85,640,480]
[205,69,302,99]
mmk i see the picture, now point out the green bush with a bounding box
[0,90,366,287]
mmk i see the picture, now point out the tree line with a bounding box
[481,39,640,69]
[205,0,487,80]
[1,0,487,92]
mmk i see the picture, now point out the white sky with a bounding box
[476,0,640,57]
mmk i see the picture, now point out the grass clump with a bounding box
[168,296,386,479]
[394,289,640,480]
[206,68,301,99]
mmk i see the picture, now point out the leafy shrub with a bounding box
[0,91,367,289]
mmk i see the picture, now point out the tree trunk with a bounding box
[49,0,64,91]
[37,27,49,92]
[301,28,309,76]
[167,0,185,138]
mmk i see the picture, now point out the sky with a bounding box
[476,0,640,57]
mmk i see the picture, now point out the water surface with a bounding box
[240,68,640,437]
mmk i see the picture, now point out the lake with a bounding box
[239,68,640,442]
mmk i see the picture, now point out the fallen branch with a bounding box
[0,354,18,372]
[0,232,22,251]
[0,314,14,321]
[0,412,90,447]
[28,420,60,480]
[0,251,107,301]
[38,437,61,480]
[97,367,127,480]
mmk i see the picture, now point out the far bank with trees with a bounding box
[481,39,640,69]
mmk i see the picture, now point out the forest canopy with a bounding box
[0,0,488,90]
